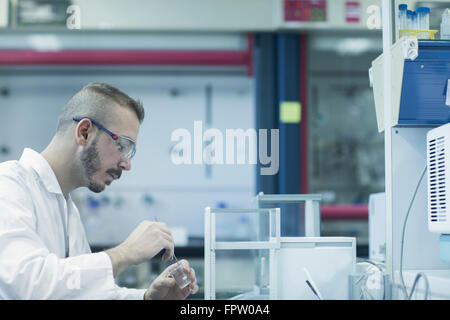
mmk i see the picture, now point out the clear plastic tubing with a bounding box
[416,7,430,30]
[398,4,408,30]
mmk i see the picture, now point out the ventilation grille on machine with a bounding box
[429,135,447,223]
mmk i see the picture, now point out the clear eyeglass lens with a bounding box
[117,136,136,159]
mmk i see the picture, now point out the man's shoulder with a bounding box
[0,159,34,188]
[0,160,37,225]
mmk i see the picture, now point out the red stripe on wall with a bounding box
[321,205,369,220]
[0,49,251,69]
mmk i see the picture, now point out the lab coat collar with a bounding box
[20,148,64,195]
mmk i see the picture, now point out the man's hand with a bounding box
[144,260,199,300]
[105,221,174,277]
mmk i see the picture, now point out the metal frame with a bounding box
[382,0,395,291]
[204,206,359,300]
[256,192,321,236]
[204,207,280,300]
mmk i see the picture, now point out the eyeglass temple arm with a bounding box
[73,117,118,140]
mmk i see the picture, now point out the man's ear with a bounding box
[75,119,94,146]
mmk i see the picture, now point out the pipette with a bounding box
[154,217,191,288]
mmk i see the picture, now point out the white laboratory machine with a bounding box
[427,123,450,258]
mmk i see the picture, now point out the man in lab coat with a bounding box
[0,82,198,299]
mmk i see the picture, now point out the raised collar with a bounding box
[19,148,63,195]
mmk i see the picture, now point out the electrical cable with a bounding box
[399,165,430,300]
[358,259,386,299]
[408,272,429,300]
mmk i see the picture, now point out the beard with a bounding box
[80,137,104,193]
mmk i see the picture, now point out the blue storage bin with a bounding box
[399,41,450,125]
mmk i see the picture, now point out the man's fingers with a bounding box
[179,259,189,269]
[188,268,198,293]
[162,250,173,262]
[183,264,195,283]
[190,283,199,294]
[183,266,194,279]
[152,221,175,259]
[154,276,176,289]
[154,222,173,238]
[159,236,174,262]
[161,232,175,253]
[181,285,191,298]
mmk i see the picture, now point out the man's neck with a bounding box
[41,138,81,199]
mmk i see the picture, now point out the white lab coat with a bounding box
[0,148,147,299]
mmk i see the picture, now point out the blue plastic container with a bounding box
[398,41,450,126]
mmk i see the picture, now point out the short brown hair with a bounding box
[56,82,145,133]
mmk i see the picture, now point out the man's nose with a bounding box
[119,158,131,171]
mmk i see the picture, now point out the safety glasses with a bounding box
[73,117,136,159]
